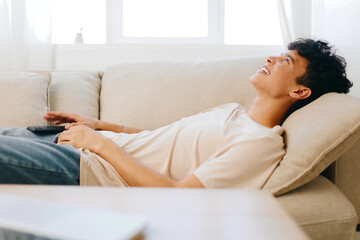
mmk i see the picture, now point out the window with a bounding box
[51,0,106,44]
[51,0,283,45]
[123,0,208,38]
[224,0,283,45]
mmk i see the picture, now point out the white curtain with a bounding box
[276,0,359,97]
[0,0,53,70]
[311,0,360,97]
[277,0,312,45]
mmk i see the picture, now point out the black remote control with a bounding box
[27,126,66,134]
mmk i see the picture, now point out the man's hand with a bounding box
[57,125,107,152]
[43,112,99,130]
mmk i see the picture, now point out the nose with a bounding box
[266,56,279,64]
[267,56,273,64]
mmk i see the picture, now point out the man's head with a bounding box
[286,38,353,114]
[251,38,353,116]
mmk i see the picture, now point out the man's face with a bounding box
[250,50,310,100]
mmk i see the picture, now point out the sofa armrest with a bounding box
[334,137,360,225]
[276,175,358,240]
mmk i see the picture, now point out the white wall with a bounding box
[312,0,360,97]
[54,44,284,71]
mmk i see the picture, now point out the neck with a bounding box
[247,96,293,128]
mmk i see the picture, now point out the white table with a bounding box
[0,185,309,240]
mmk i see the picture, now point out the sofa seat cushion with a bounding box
[49,72,101,119]
[276,175,358,240]
[100,58,263,130]
[0,71,50,127]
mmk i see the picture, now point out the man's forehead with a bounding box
[280,50,297,57]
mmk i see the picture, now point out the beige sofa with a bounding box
[0,56,359,239]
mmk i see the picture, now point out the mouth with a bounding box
[261,66,270,75]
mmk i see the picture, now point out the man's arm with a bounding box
[44,112,143,133]
[95,137,204,188]
[57,125,204,188]
[96,120,143,134]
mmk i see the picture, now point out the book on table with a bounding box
[0,193,146,240]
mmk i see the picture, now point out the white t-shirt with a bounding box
[79,103,285,188]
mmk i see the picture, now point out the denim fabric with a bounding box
[0,228,53,240]
[0,128,80,185]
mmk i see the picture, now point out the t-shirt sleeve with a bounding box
[192,136,285,189]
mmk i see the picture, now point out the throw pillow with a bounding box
[263,93,360,195]
[49,72,101,120]
[0,71,50,127]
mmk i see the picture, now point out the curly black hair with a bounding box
[286,38,353,116]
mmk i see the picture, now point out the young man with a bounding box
[0,39,353,188]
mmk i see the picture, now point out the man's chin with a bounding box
[250,71,268,83]
[250,74,257,82]
[250,74,260,84]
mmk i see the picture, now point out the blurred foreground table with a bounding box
[0,185,308,240]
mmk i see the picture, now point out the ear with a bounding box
[289,87,312,100]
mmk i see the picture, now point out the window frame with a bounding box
[106,0,225,44]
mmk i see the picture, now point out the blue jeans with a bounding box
[0,128,80,185]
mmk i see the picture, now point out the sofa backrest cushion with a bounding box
[49,72,101,120]
[263,93,360,195]
[0,71,49,127]
[100,57,263,130]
